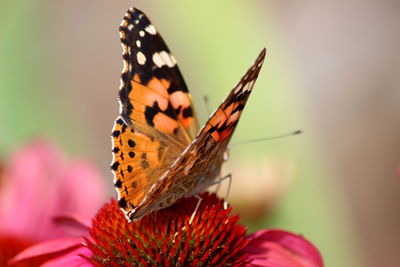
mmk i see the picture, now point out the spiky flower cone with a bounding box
[84,193,251,266]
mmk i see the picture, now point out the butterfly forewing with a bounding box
[119,8,199,142]
[112,7,200,218]
[202,48,266,144]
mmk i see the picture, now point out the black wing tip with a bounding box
[127,7,151,22]
[256,48,267,65]
[126,7,143,16]
[121,7,151,30]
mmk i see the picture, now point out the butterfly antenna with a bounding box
[229,130,302,149]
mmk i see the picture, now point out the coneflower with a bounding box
[12,193,323,267]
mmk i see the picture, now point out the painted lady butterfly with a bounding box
[111,7,266,222]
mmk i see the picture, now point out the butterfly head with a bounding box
[124,195,176,223]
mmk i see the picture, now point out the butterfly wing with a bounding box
[112,8,199,218]
[202,48,266,144]
[130,49,266,221]
[119,8,199,141]
[111,117,185,215]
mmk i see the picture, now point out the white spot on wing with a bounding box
[136,40,141,47]
[234,85,241,94]
[170,55,177,65]
[121,44,128,55]
[152,51,176,68]
[120,19,128,27]
[242,82,252,92]
[137,51,146,65]
[122,60,129,73]
[145,24,157,35]
[152,53,164,68]
[139,30,145,37]
[127,24,134,31]
[160,51,175,67]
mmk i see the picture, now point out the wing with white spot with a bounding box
[201,49,266,143]
[118,8,199,143]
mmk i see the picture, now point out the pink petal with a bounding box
[41,246,93,267]
[244,229,324,267]
[0,141,62,238]
[0,140,106,240]
[9,237,82,264]
[52,213,92,236]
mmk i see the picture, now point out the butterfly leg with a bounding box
[189,194,203,225]
[210,174,232,210]
[212,173,232,193]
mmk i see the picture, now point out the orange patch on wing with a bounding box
[202,103,243,142]
[180,116,193,129]
[219,128,234,143]
[130,80,168,110]
[129,109,146,125]
[207,109,226,127]
[223,102,239,116]
[211,131,220,141]
[170,91,191,109]
[120,172,147,208]
[147,77,170,99]
[153,113,179,133]
[226,109,241,125]
[170,91,194,129]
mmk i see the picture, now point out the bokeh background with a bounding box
[1,1,399,266]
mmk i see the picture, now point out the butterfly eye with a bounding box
[223,151,229,161]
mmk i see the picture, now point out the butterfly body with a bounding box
[111,7,266,222]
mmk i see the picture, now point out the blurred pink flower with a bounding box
[0,140,107,266]
[243,229,324,267]
[13,194,324,267]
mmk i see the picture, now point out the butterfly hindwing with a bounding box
[111,117,185,215]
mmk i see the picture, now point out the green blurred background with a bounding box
[2,1,399,266]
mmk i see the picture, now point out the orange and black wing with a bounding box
[201,49,266,144]
[118,7,199,142]
[111,7,200,220]
[145,49,267,205]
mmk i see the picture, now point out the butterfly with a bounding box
[111,7,266,222]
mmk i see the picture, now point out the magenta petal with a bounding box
[244,229,324,267]
[40,246,93,267]
[9,237,83,264]
[52,213,92,236]
[0,140,106,240]
[0,141,62,238]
